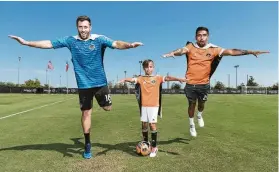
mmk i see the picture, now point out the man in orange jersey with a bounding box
[119,59,186,157]
[162,26,269,137]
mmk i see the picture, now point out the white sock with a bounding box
[197,111,203,118]
[189,117,195,126]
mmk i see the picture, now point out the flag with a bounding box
[47,60,54,70]
[66,61,69,72]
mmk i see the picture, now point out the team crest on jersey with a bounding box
[206,53,212,57]
[151,80,156,84]
[89,44,95,50]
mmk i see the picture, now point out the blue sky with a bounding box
[0,1,277,88]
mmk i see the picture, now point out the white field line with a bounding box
[0,97,75,120]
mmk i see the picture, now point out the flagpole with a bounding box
[47,60,54,94]
[46,69,48,85]
[48,70,51,94]
[67,70,68,94]
[66,61,69,95]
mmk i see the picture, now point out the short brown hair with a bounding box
[142,59,154,68]
[76,16,91,26]
[196,26,209,35]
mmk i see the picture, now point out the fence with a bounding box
[0,87,277,95]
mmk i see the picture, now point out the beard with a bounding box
[197,41,206,47]
[78,32,90,40]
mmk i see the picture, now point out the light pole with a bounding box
[228,74,230,88]
[124,71,127,90]
[234,65,239,88]
[18,57,21,86]
[167,72,169,89]
[139,61,142,75]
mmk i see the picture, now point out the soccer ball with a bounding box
[136,141,151,156]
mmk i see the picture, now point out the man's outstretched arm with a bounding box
[161,47,188,58]
[112,41,143,50]
[164,76,187,83]
[8,35,53,49]
[222,49,269,58]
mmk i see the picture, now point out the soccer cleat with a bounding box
[197,116,204,127]
[149,147,158,158]
[190,125,197,137]
[83,143,92,159]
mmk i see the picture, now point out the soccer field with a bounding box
[0,94,277,172]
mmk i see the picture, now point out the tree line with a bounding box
[0,78,52,88]
[0,76,278,90]
[212,76,278,90]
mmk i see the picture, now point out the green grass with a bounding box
[0,94,277,172]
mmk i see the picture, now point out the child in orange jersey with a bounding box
[119,59,186,157]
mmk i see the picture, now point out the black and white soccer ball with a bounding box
[136,141,151,156]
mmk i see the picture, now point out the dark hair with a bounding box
[142,59,154,68]
[196,26,209,35]
[76,16,91,26]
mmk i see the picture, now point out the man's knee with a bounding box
[198,101,205,108]
[102,106,112,111]
[188,100,196,108]
[82,109,92,117]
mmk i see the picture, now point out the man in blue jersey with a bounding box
[9,15,143,159]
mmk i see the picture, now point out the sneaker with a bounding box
[197,116,204,127]
[83,143,92,159]
[190,125,197,137]
[149,147,158,158]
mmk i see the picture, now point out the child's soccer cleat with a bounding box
[149,147,158,158]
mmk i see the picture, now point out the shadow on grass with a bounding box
[0,137,190,157]
[94,137,190,157]
[0,138,84,157]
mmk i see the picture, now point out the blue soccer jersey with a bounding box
[51,34,114,89]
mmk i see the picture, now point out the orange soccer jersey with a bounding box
[185,42,224,85]
[136,75,164,107]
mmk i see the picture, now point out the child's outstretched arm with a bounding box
[119,77,137,83]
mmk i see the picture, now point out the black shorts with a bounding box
[78,86,112,111]
[184,84,210,103]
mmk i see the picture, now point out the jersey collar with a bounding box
[73,34,99,41]
[193,42,218,49]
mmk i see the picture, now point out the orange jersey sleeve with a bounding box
[157,75,164,83]
[213,47,225,58]
[136,76,142,84]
